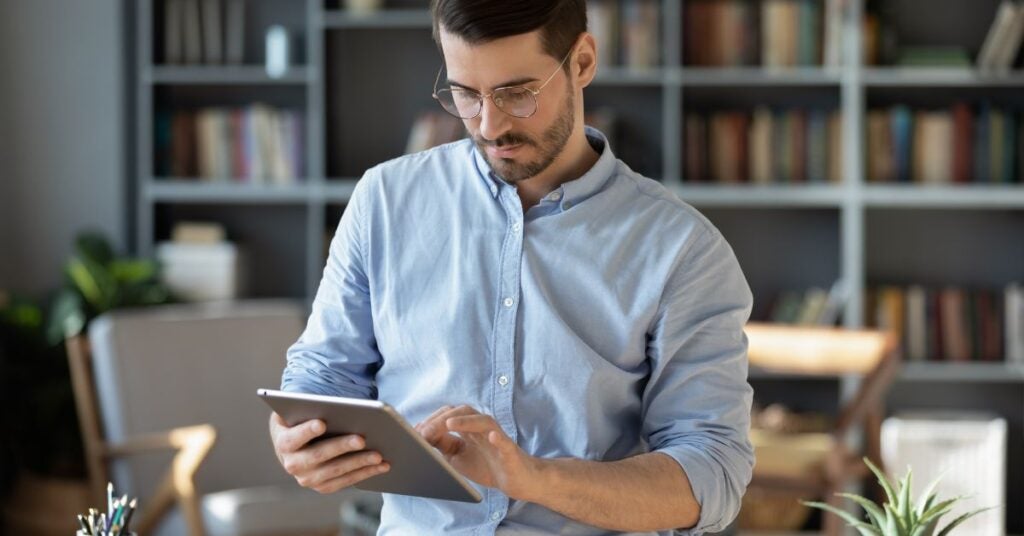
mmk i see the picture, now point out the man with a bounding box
[270,1,754,534]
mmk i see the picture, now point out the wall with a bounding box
[0,0,126,295]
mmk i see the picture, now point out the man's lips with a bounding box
[486,144,524,158]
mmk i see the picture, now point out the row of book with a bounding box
[587,0,661,69]
[164,0,246,64]
[866,284,1024,363]
[155,105,305,183]
[685,0,844,67]
[867,104,1023,184]
[685,108,843,184]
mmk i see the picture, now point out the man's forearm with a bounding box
[521,452,700,532]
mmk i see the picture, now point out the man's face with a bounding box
[438,29,576,183]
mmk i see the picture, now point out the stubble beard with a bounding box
[473,85,576,184]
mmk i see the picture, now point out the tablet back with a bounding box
[259,389,482,503]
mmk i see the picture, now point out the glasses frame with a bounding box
[432,48,573,120]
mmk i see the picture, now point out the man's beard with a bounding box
[473,85,575,184]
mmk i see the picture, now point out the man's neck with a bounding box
[513,129,600,211]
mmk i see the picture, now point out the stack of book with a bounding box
[684,0,844,67]
[866,104,1023,184]
[164,0,246,65]
[685,107,842,184]
[155,104,305,183]
[866,284,1024,362]
[586,0,660,69]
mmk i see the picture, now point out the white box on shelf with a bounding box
[156,241,245,301]
[882,411,1006,536]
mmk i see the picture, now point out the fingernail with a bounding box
[380,463,390,472]
[350,437,363,448]
[311,421,324,434]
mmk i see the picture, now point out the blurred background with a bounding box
[0,0,1022,535]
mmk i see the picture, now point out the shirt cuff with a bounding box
[655,444,745,535]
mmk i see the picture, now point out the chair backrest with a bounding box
[86,300,305,499]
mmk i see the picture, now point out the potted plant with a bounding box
[0,232,172,535]
[804,457,997,536]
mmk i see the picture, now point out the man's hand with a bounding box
[415,405,539,500]
[269,412,390,494]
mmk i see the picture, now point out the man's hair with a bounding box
[430,0,586,69]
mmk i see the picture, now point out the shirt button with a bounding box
[503,297,514,307]
[563,201,572,209]
[512,222,521,232]
[491,511,502,521]
[548,191,562,201]
[498,375,509,386]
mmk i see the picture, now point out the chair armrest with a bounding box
[103,424,217,536]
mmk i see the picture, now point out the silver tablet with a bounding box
[258,388,483,503]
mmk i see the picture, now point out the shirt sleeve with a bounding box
[641,223,755,535]
[280,170,381,399]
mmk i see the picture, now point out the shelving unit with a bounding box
[133,0,1023,532]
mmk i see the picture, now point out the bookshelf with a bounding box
[133,0,1024,532]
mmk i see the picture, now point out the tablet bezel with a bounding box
[258,388,483,503]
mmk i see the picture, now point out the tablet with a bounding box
[258,388,483,503]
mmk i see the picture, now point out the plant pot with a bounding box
[1,473,90,536]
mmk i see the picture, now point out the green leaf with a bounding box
[66,254,117,311]
[838,492,887,528]
[73,232,114,266]
[45,289,85,344]
[865,457,898,508]
[916,472,945,518]
[885,503,907,536]
[109,259,157,285]
[919,497,960,524]
[911,517,940,536]
[803,501,881,536]
[935,507,999,536]
[899,468,914,526]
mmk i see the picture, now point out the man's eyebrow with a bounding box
[447,76,540,92]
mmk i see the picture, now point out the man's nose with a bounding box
[477,96,512,142]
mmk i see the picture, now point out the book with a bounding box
[822,0,843,67]
[1007,283,1024,362]
[977,0,1020,70]
[164,0,184,64]
[906,285,928,361]
[913,111,953,184]
[749,107,773,184]
[201,0,223,64]
[225,0,246,64]
[182,0,203,64]
[952,103,974,184]
[993,1,1024,71]
[621,0,659,69]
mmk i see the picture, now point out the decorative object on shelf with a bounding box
[344,0,383,16]
[265,24,291,78]
[768,279,848,326]
[882,412,1006,536]
[157,222,245,302]
[804,456,997,536]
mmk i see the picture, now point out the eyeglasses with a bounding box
[432,49,572,119]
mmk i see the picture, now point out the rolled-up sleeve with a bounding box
[642,223,754,534]
[281,171,381,399]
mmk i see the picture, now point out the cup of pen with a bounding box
[75,482,138,536]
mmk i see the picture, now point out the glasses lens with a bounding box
[493,87,537,118]
[435,88,480,119]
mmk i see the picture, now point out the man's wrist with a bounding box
[513,455,559,504]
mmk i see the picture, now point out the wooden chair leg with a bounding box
[823,489,845,536]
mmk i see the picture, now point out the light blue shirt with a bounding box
[282,128,754,535]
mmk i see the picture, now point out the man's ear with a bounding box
[573,33,598,89]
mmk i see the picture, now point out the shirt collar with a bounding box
[471,126,617,207]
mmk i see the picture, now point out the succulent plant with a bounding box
[803,457,996,536]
